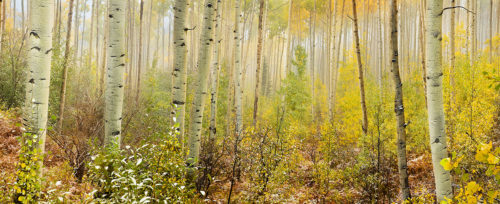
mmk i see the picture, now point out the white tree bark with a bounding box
[209,0,222,141]
[171,0,189,143]
[186,0,216,165]
[23,0,54,186]
[425,0,452,201]
[234,0,243,135]
[104,0,126,149]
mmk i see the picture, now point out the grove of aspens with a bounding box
[0,0,499,203]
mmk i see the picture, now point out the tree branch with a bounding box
[440,6,475,16]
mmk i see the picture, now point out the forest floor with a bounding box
[0,109,443,203]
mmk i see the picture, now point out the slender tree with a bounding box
[209,0,222,140]
[234,0,243,135]
[136,0,144,103]
[253,0,265,126]
[389,0,411,200]
[425,0,453,201]
[15,0,54,200]
[57,0,75,134]
[186,0,216,166]
[171,0,189,143]
[351,0,368,136]
[104,0,126,149]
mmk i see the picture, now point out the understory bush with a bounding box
[88,132,196,203]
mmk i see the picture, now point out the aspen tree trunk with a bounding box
[448,0,456,148]
[21,0,54,192]
[74,0,80,63]
[489,0,493,63]
[104,0,126,149]
[253,0,265,126]
[136,0,144,103]
[96,0,100,86]
[310,0,316,121]
[99,0,108,94]
[285,0,293,74]
[0,0,3,55]
[0,0,4,54]
[390,0,411,200]
[209,0,222,141]
[186,0,216,166]
[88,0,96,69]
[234,0,243,135]
[352,0,368,136]
[425,0,453,201]
[419,0,427,107]
[57,0,75,133]
[79,1,86,68]
[332,0,346,122]
[171,0,189,143]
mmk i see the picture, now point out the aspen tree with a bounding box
[234,0,243,135]
[136,0,144,103]
[253,0,265,126]
[186,0,216,166]
[209,0,222,141]
[104,0,126,149]
[425,0,453,201]
[351,0,368,136]
[171,0,189,143]
[389,0,411,200]
[17,0,54,199]
[57,0,75,134]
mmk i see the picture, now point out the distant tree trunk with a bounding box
[99,0,109,94]
[310,0,316,121]
[88,0,96,69]
[209,0,222,141]
[17,0,54,199]
[285,0,293,74]
[79,1,86,68]
[332,0,345,122]
[351,0,368,136]
[489,0,493,63]
[253,0,265,126]
[74,0,80,64]
[171,0,189,143]
[136,0,144,103]
[419,0,427,108]
[57,0,75,133]
[425,0,453,201]
[186,0,216,166]
[104,0,126,149]
[234,0,243,135]
[389,0,411,200]
[0,0,5,54]
[96,0,100,86]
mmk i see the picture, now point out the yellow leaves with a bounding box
[440,156,463,171]
[475,142,499,165]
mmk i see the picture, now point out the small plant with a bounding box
[88,131,196,203]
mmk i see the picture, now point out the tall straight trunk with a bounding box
[104,0,126,149]
[99,0,108,94]
[234,0,243,135]
[21,0,24,30]
[88,0,96,69]
[425,0,453,201]
[186,0,216,166]
[471,0,476,62]
[96,0,100,86]
[79,0,86,68]
[450,0,455,93]
[253,0,265,126]
[0,0,4,55]
[351,0,368,135]
[57,0,75,133]
[327,0,334,122]
[285,0,293,74]
[390,0,411,200]
[136,0,144,103]
[209,0,222,141]
[171,0,189,143]
[419,0,427,107]
[489,0,493,63]
[74,0,80,64]
[17,0,54,198]
[146,0,153,70]
[332,0,346,122]
[310,0,316,121]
